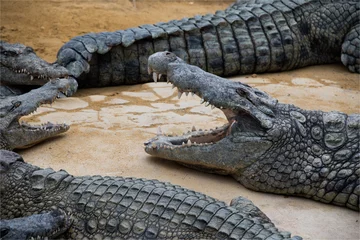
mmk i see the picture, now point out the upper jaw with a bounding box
[145,75,269,152]
[0,62,69,86]
[148,63,277,129]
[2,78,75,149]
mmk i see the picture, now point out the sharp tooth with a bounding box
[151,143,157,149]
[182,142,185,146]
[205,102,210,107]
[152,72,158,82]
[191,92,195,96]
[30,75,34,80]
[185,92,189,96]
[158,74,162,80]
[157,126,162,135]
[178,91,183,99]
[211,105,215,109]
[187,139,192,146]
[200,99,205,104]
[147,67,152,75]
[167,77,170,83]
[192,126,196,131]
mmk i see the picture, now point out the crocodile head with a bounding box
[0,78,77,150]
[145,51,282,175]
[0,41,69,86]
[0,209,72,240]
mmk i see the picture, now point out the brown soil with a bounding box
[1,1,359,239]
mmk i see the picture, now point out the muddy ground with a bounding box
[1,1,359,239]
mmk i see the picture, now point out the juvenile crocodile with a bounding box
[0,150,301,239]
[0,210,72,240]
[145,51,360,211]
[0,78,77,150]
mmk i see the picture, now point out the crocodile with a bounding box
[1,0,358,149]
[0,150,302,239]
[145,51,360,211]
[0,78,77,150]
[55,0,359,88]
[0,210,72,240]
[0,41,70,96]
[2,0,359,91]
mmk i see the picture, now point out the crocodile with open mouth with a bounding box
[145,51,360,211]
[1,0,358,150]
[0,78,77,150]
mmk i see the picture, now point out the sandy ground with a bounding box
[1,1,360,239]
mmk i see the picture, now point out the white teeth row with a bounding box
[152,72,162,82]
[148,67,162,83]
[173,88,217,109]
[160,140,214,149]
[176,89,196,99]
[156,125,221,137]
[13,68,49,79]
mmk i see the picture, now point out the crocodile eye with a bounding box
[24,46,34,53]
[165,52,171,55]
[14,101,21,108]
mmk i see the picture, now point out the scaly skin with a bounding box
[0,150,301,239]
[0,41,69,95]
[0,210,72,240]
[0,78,78,150]
[145,51,360,211]
[2,1,359,90]
[1,1,358,149]
[56,0,359,88]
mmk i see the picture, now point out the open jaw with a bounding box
[1,78,75,150]
[144,67,275,173]
[6,119,70,150]
[144,86,263,147]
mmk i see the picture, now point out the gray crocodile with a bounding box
[145,51,360,211]
[0,41,70,96]
[0,78,77,150]
[0,150,301,239]
[1,0,358,149]
[56,0,359,88]
[0,210,72,240]
[2,0,359,90]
